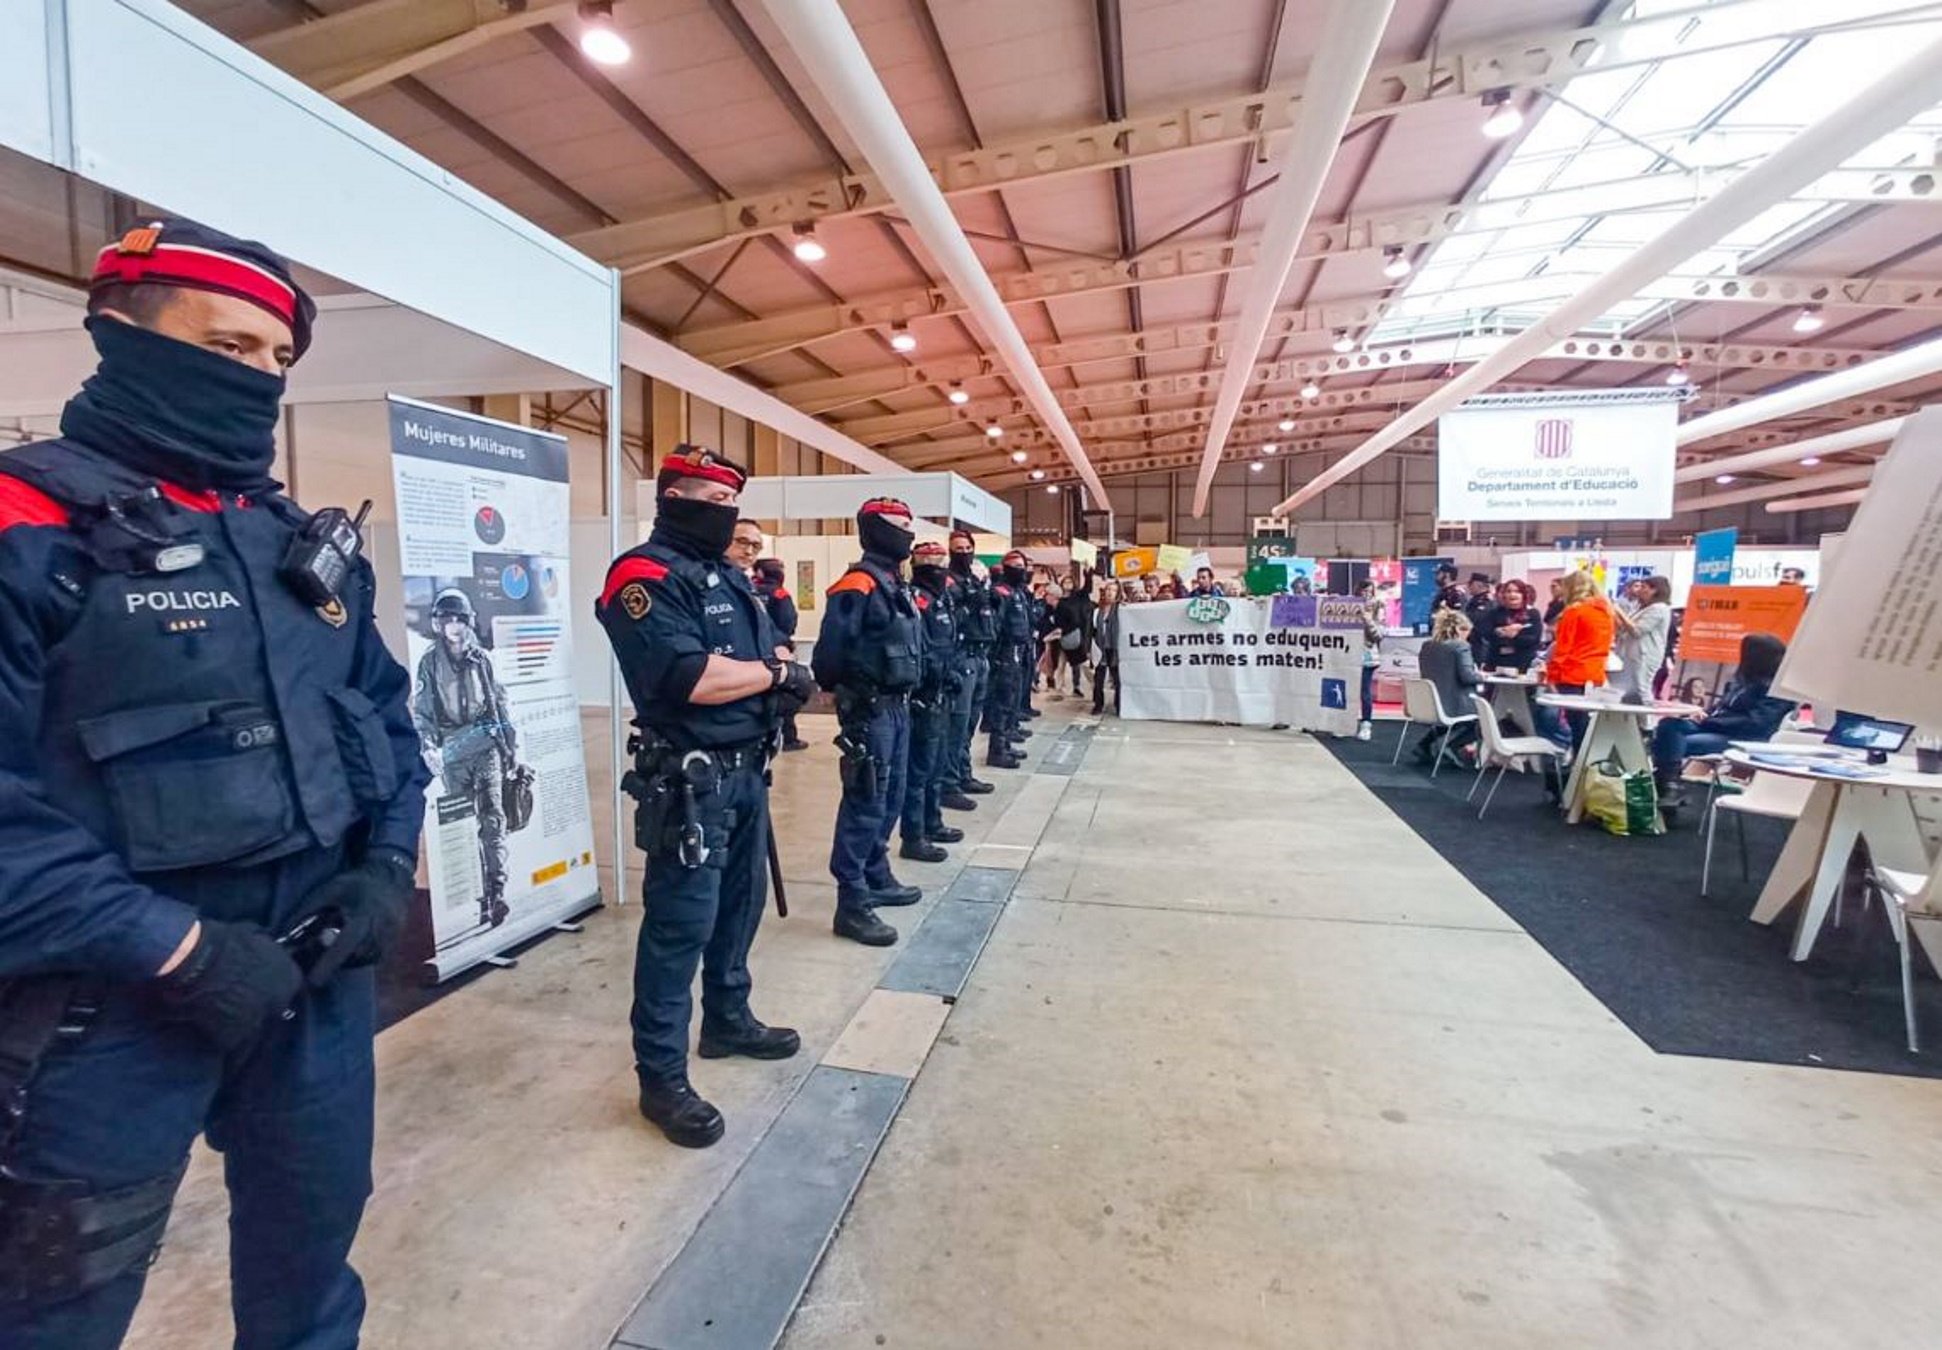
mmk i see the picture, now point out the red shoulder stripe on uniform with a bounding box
[915,592,931,611]
[600,556,669,607]
[0,474,69,532]
[774,587,791,602]
[828,571,877,597]
[158,482,221,514]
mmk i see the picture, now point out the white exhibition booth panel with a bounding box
[734,472,1014,536]
[1,0,617,386]
[1499,546,1821,604]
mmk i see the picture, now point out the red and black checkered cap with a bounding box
[1002,548,1030,566]
[656,444,749,493]
[911,538,947,560]
[857,497,913,520]
[89,218,316,359]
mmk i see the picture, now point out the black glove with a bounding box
[289,847,417,988]
[771,659,816,715]
[152,921,303,1056]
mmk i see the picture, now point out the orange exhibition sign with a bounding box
[1679,584,1808,664]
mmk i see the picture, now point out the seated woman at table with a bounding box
[1652,633,1796,817]
[1480,580,1543,672]
[1413,608,1485,768]
[1532,569,1614,757]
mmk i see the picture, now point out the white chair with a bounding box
[1700,770,1815,897]
[1861,865,1942,1053]
[1390,677,1477,780]
[1466,693,1567,819]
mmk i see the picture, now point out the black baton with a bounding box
[766,830,789,918]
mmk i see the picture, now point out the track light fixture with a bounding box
[1030,468,1046,480]
[1300,381,1321,400]
[889,322,917,352]
[1278,416,1296,432]
[1382,246,1411,280]
[791,222,827,263]
[1332,330,1354,353]
[1666,362,1690,386]
[1262,443,1278,455]
[1249,461,1265,473]
[1792,305,1824,334]
[947,382,970,405]
[578,1,631,65]
[1480,88,1522,139]
[984,424,1004,439]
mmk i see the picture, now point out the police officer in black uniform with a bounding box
[752,557,808,751]
[0,220,429,1346]
[983,549,1034,766]
[944,530,996,798]
[814,498,926,947]
[898,539,968,862]
[595,447,815,1150]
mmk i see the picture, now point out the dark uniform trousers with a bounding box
[1015,638,1036,717]
[984,648,1020,753]
[900,691,950,841]
[830,699,909,911]
[0,439,425,1350]
[8,975,377,1350]
[947,650,985,789]
[631,761,769,1082]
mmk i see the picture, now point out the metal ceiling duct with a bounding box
[1766,487,1871,513]
[1674,337,1942,446]
[1672,417,1905,483]
[758,0,1112,508]
[1272,30,1942,518]
[1678,463,1875,511]
[1188,0,1395,517]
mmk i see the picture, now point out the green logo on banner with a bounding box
[1185,596,1230,624]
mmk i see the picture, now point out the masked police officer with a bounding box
[595,447,814,1150]
[813,498,925,948]
[943,531,996,800]
[411,587,516,930]
[0,220,429,1347]
[983,549,1034,767]
[752,557,808,752]
[898,540,969,862]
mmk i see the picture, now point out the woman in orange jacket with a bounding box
[1535,570,1614,770]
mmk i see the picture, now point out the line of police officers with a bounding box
[0,217,1048,1345]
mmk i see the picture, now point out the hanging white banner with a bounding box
[1438,392,1681,521]
[387,396,601,981]
[1118,597,1363,732]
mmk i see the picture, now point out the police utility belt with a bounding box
[621,728,763,870]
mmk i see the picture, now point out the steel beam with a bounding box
[564,4,1913,273]
[248,0,575,100]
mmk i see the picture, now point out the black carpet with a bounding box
[1324,729,1942,1079]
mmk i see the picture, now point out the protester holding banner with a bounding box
[1651,634,1795,821]
[597,446,814,1149]
[1054,578,1093,698]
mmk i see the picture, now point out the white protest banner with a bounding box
[388,396,601,981]
[1119,596,1362,732]
[1439,389,1681,521]
[1070,537,1097,567]
[1775,408,1942,726]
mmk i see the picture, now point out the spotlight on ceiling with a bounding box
[1249,461,1265,473]
[1480,88,1522,139]
[1792,305,1825,334]
[791,223,827,263]
[889,322,917,353]
[578,1,631,65]
[1332,329,1354,353]
[985,424,1004,439]
[1301,381,1321,400]
[1262,443,1278,455]
[1715,474,1736,485]
[1029,468,1046,480]
[1800,455,1822,466]
[1278,416,1296,432]
[1382,246,1411,280]
[1666,362,1689,386]
[947,382,970,405]
[1046,484,1061,494]
[1010,449,1029,464]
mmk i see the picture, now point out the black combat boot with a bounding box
[698,1019,802,1061]
[834,907,898,947]
[960,777,995,795]
[868,880,923,907]
[926,824,965,843]
[939,790,977,812]
[898,838,948,863]
[638,1076,725,1148]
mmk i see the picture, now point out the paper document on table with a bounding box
[1775,407,1942,727]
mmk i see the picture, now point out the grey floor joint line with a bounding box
[612,1066,909,1350]
[1032,723,1097,777]
[878,896,1013,1000]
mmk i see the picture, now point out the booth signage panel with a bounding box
[1402,557,1452,636]
[387,398,600,980]
[1693,528,1738,587]
[1680,585,1808,664]
[1439,395,1678,521]
[62,0,616,385]
[1119,599,1361,732]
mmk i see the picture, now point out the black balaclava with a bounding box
[60,316,285,493]
[1002,556,1029,586]
[949,535,977,576]
[860,512,914,563]
[656,493,739,560]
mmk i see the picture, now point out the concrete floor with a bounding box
[125,707,1942,1349]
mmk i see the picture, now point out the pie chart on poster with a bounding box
[500,562,530,600]
[474,505,506,544]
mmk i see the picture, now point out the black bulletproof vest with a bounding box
[1,440,397,915]
[912,569,958,687]
[953,570,997,646]
[846,556,923,693]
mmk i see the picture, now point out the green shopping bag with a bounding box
[1583,753,1664,837]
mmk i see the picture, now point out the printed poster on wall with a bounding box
[1118,597,1363,732]
[1438,390,1682,521]
[386,396,601,981]
[1679,585,1808,664]
[1402,557,1452,636]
